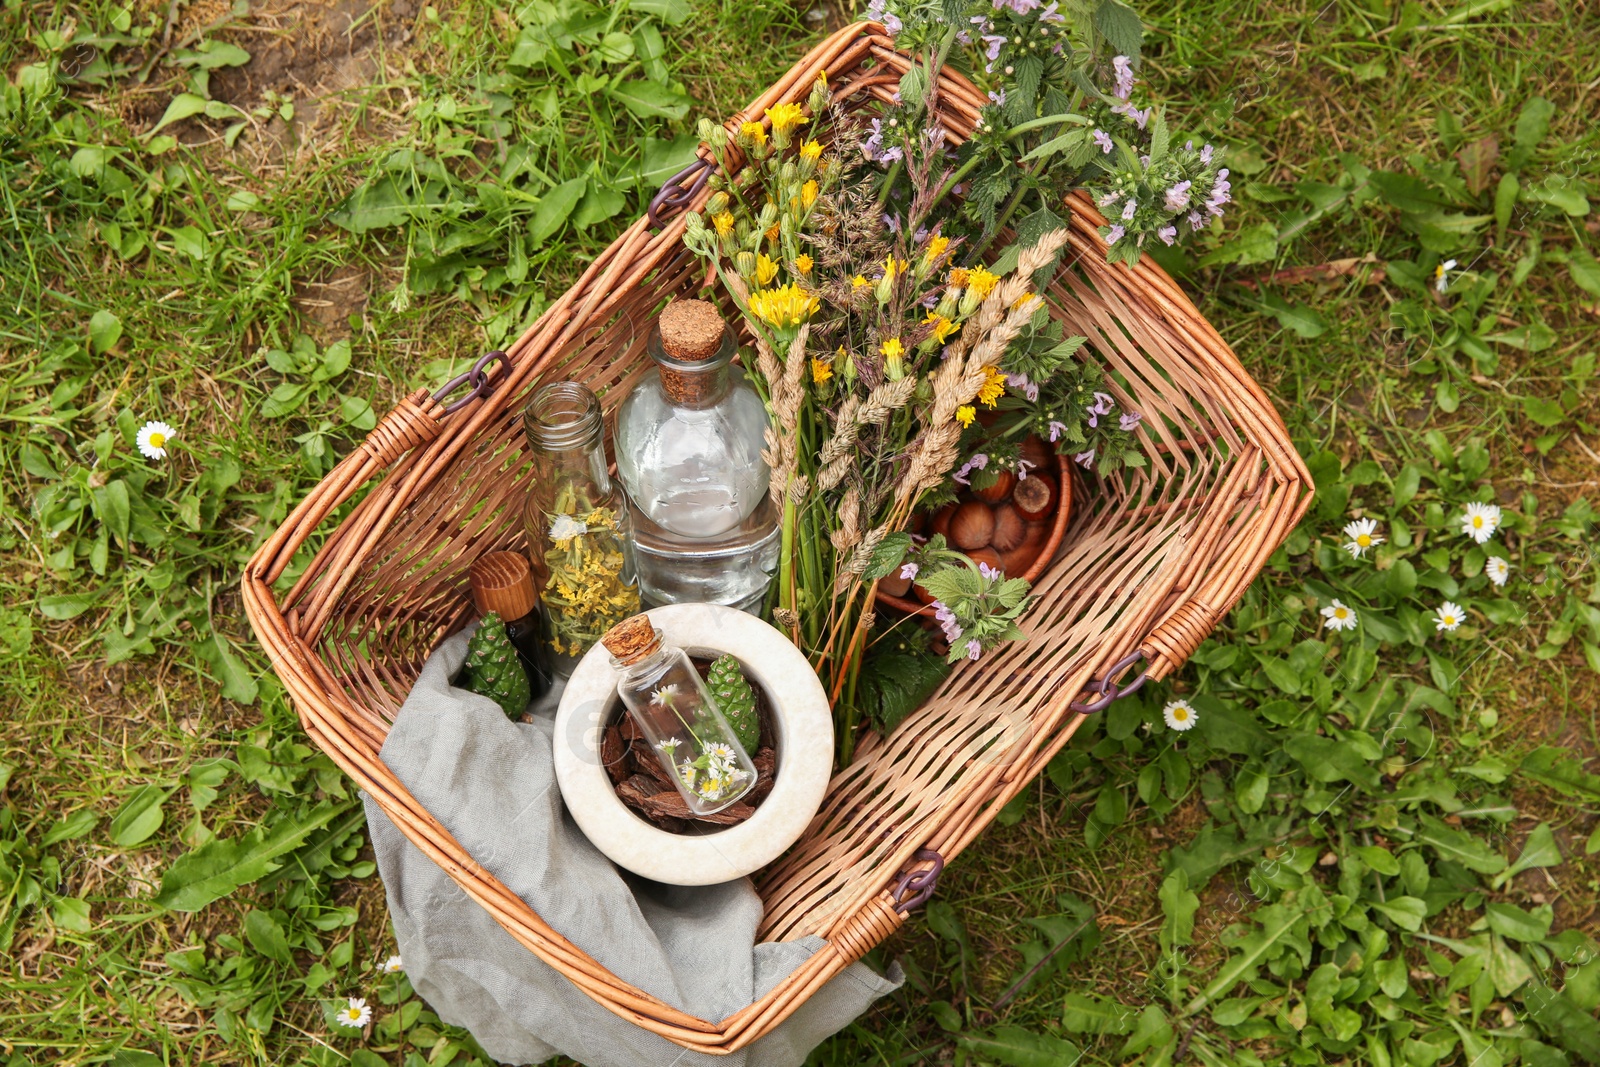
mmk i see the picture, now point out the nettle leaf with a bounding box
[861,531,913,582]
[1093,0,1143,59]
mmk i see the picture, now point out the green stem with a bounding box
[1004,113,1089,140]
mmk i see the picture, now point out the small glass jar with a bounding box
[601,614,758,816]
[613,300,779,609]
[523,381,641,677]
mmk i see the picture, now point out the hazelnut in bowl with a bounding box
[875,440,1074,615]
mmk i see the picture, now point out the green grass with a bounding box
[3,0,1599,1064]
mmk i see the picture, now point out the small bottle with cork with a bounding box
[469,551,554,701]
[613,299,780,611]
[600,613,758,816]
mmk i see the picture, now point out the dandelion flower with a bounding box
[1460,502,1501,545]
[923,234,951,262]
[1342,517,1384,558]
[976,365,1007,407]
[382,956,404,974]
[852,274,871,289]
[764,102,808,133]
[799,139,822,162]
[947,266,971,289]
[739,120,767,146]
[1434,601,1465,632]
[754,254,780,286]
[712,211,735,238]
[923,312,957,344]
[1434,259,1457,293]
[1320,599,1358,632]
[747,284,820,329]
[801,179,819,207]
[956,405,976,428]
[810,357,833,384]
[136,420,177,460]
[794,253,813,275]
[336,997,372,1029]
[967,266,1001,299]
[1485,556,1510,587]
[1163,699,1198,731]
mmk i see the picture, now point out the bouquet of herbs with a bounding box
[680,0,1224,759]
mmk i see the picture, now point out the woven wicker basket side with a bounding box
[245,22,1311,1055]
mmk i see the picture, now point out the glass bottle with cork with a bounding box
[468,550,553,701]
[613,299,780,611]
[600,613,758,816]
[522,381,640,677]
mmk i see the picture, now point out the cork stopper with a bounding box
[600,613,662,666]
[469,551,538,622]
[659,300,726,360]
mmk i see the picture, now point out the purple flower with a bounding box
[884,12,902,33]
[925,125,946,147]
[867,0,887,19]
[1157,224,1177,246]
[1200,143,1214,164]
[982,35,1007,61]
[978,562,1001,581]
[1120,411,1143,431]
[932,601,964,643]
[1121,198,1136,221]
[883,212,900,233]
[1184,139,1194,151]
[863,117,884,160]
[988,89,1006,107]
[914,225,929,243]
[965,639,982,661]
[1111,55,1135,100]
[879,145,903,165]
[891,89,902,105]
[900,562,920,580]
[954,453,990,485]
[1140,154,1151,169]
[921,291,940,309]
[995,0,1040,11]
[1039,2,1065,22]
[1098,190,1121,209]
[1105,224,1125,245]
[1047,420,1068,442]
[1111,101,1150,129]
[1206,169,1231,216]
[1015,458,1037,479]
[1163,180,1192,212]
[1187,210,1205,231]
[1091,392,1116,414]
[1093,128,1114,154]
[1074,449,1096,469]
[1006,372,1039,401]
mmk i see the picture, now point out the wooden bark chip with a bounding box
[656,299,726,406]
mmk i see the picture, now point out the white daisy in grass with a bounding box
[1485,556,1511,587]
[1434,258,1457,293]
[1320,599,1358,632]
[136,420,177,460]
[1460,502,1501,545]
[1342,517,1384,559]
[382,955,404,973]
[1163,699,1198,732]
[335,996,372,1029]
[1434,601,1466,632]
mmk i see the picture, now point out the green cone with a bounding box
[463,612,531,719]
[707,653,759,752]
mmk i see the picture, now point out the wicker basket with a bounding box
[244,22,1311,1055]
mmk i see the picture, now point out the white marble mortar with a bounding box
[552,603,833,886]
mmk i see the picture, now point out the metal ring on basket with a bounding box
[891,848,945,913]
[1067,649,1150,715]
[432,350,509,415]
[647,158,715,229]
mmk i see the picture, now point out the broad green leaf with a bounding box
[628,0,691,24]
[1486,933,1532,997]
[176,41,252,69]
[1513,96,1555,149]
[1261,292,1328,338]
[1519,982,1600,1062]
[1158,869,1198,950]
[88,309,123,354]
[41,809,100,848]
[1569,248,1600,299]
[1522,395,1565,427]
[1493,822,1560,888]
[1199,221,1277,267]
[155,801,353,911]
[637,134,700,190]
[1484,901,1552,942]
[1062,992,1137,1034]
[530,177,586,242]
[109,785,171,847]
[958,1025,1081,1067]
[1186,901,1310,1014]
[1371,896,1427,932]
[607,80,691,120]
[50,896,92,932]
[244,908,294,963]
[1093,0,1144,59]
[195,633,259,704]
[574,183,626,229]
[1522,180,1591,217]
[1417,815,1506,875]
[146,93,210,136]
[861,531,914,583]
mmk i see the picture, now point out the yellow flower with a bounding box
[956,405,976,428]
[977,364,1007,407]
[947,267,970,288]
[799,139,823,162]
[852,274,871,289]
[801,179,819,207]
[923,234,950,263]
[740,120,767,146]
[882,255,906,280]
[810,357,833,384]
[923,311,957,344]
[794,253,814,275]
[755,253,780,286]
[766,223,781,244]
[713,211,735,238]
[967,266,1000,299]
[747,283,820,329]
[880,337,905,363]
[1012,292,1039,311]
[765,102,809,133]
[880,336,906,379]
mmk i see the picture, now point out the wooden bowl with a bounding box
[876,452,1075,617]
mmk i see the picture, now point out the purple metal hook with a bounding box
[891,848,946,913]
[1068,648,1150,714]
[647,158,715,229]
[432,350,509,415]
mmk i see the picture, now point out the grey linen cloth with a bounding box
[363,628,902,1066]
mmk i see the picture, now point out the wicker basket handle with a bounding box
[1068,598,1219,713]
